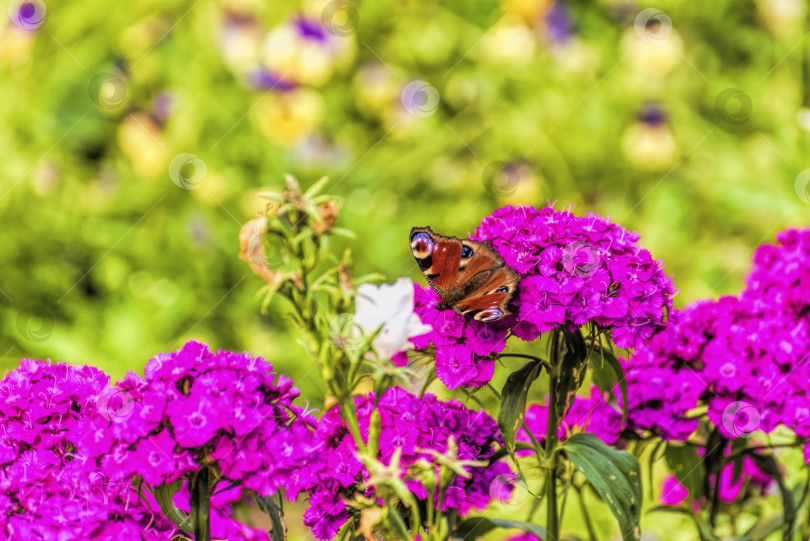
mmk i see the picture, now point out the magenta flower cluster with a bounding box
[80,341,317,499]
[0,359,177,539]
[622,229,810,453]
[409,282,510,389]
[295,387,512,540]
[744,228,810,314]
[518,386,623,447]
[472,204,676,349]
[409,204,675,389]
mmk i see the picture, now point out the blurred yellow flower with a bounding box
[502,0,551,22]
[621,27,684,76]
[0,26,33,64]
[117,112,168,177]
[262,19,354,87]
[480,22,538,64]
[254,87,326,146]
[757,0,806,36]
[352,63,401,118]
[622,123,678,170]
[219,15,264,75]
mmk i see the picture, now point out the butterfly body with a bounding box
[409,226,519,322]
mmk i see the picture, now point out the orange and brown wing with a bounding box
[455,265,520,321]
[410,226,463,296]
[409,226,519,321]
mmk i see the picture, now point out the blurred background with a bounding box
[2,0,809,537]
[4,0,810,399]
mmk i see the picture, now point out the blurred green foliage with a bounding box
[1,0,809,537]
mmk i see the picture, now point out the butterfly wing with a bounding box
[455,265,520,321]
[409,226,519,321]
[409,226,455,297]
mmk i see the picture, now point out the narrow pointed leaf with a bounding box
[154,479,192,533]
[664,443,704,500]
[498,360,543,460]
[563,433,642,540]
[455,517,548,540]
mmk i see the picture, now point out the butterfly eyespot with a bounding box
[475,308,504,321]
[410,231,434,258]
[495,286,509,293]
[461,246,473,259]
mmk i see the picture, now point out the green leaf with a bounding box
[254,492,288,541]
[329,227,356,239]
[302,175,330,198]
[664,443,704,500]
[647,440,665,500]
[555,328,588,419]
[455,517,548,540]
[498,360,543,461]
[746,452,796,539]
[154,479,192,533]
[486,441,536,464]
[590,349,617,392]
[648,506,718,541]
[563,433,642,540]
[740,511,784,541]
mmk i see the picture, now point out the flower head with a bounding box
[78,341,317,498]
[0,360,177,538]
[473,204,675,350]
[354,278,432,360]
[297,387,511,540]
[622,230,810,447]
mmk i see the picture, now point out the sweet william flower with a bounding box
[411,204,675,390]
[297,387,512,540]
[76,341,318,503]
[411,283,511,388]
[353,278,432,360]
[659,475,688,506]
[0,360,178,539]
[473,204,676,350]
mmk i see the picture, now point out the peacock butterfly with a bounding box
[409,226,519,322]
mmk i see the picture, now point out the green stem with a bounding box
[190,468,212,541]
[545,329,562,541]
[576,485,599,541]
[498,353,553,372]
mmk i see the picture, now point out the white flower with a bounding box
[353,278,432,360]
